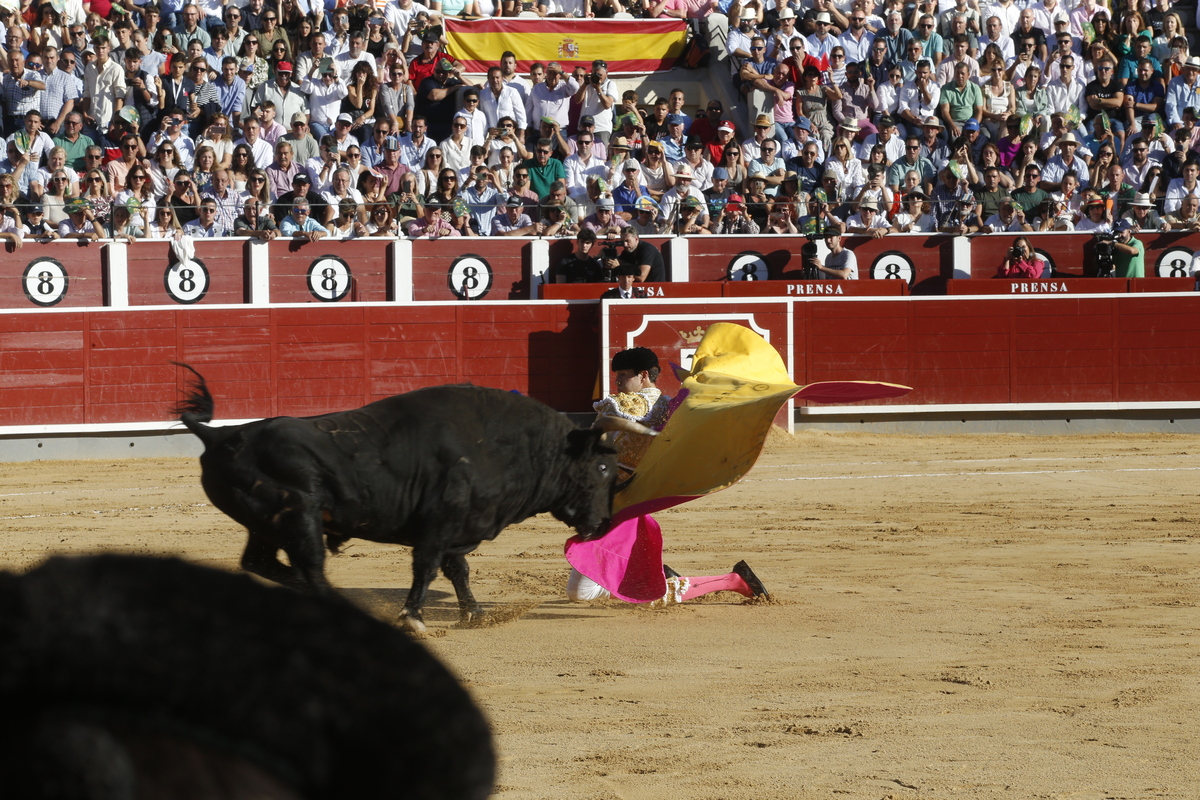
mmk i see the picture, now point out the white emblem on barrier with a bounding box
[22,258,68,306]
[871,251,915,283]
[307,256,352,301]
[164,259,210,304]
[728,251,767,281]
[448,255,493,299]
[1155,246,1194,278]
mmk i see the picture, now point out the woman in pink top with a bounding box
[995,237,1043,279]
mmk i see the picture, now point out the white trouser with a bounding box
[566,568,612,602]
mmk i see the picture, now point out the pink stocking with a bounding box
[679,572,752,601]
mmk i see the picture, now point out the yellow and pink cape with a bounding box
[565,322,911,602]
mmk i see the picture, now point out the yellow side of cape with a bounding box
[613,323,800,515]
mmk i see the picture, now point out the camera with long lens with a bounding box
[1093,231,1117,278]
[799,240,821,280]
[600,240,620,281]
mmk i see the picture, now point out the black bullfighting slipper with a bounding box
[732,560,769,598]
[663,563,681,579]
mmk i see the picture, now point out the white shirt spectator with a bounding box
[577,78,619,133]
[564,151,609,199]
[898,81,942,121]
[1163,179,1200,214]
[384,1,431,36]
[334,50,376,80]
[83,58,127,131]
[440,135,471,172]
[658,183,707,225]
[984,212,1027,232]
[7,129,55,165]
[456,105,487,147]
[859,132,905,163]
[977,33,1015,63]
[673,158,713,190]
[839,29,875,63]
[479,83,527,132]
[983,1,1021,36]
[322,186,365,212]
[300,75,349,127]
[150,130,197,170]
[1046,76,1086,117]
[526,78,576,129]
[235,136,274,169]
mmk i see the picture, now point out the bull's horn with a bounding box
[591,416,658,436]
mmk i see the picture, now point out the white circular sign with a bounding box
[22,258,68,306]
[1155,246,1194,278]
[871,251,915,284]
[448,255,493,299]
[307,256,352,302]
[164,259,210,304]
[728,252,767,281]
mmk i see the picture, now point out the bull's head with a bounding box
[553,428,620,538]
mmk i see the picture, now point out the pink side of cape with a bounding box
[565,514,667,603]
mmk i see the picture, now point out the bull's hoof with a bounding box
[399,611,427,634]
[459,604,484,623]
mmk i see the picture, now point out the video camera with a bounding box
[1092,230,1117,278]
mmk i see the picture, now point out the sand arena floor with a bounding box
[1,431,1197,799]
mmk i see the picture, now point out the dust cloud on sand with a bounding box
[1,431,1197,799]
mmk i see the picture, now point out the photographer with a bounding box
[994,236,1043,279]
[1109,219,1145,278]
[572,59,616,136]
[815,231,858,279]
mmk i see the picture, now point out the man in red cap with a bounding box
[706,119,737,163]
[245,59,305,128]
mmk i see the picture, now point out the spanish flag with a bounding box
[444,18,688,74]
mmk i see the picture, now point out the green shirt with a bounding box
[521,157,566,200]
[940,81,983,124]
[1011,187,1049,213]
[1114,236,1145,278]
[54,133,96,172]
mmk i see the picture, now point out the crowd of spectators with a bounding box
[0,0,1196,253]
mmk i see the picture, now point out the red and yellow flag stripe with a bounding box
[444,18,688,74]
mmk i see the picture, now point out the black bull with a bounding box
[176,366,620,630]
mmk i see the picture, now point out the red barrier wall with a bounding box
[688,234,949,294]
[4,242,105,308]
[127,240,248,305]
[725,280,907,296]
[267,238,391,303]
[946,279,1125,295]
[602,294,1200,407]
[411,238,530,301]
[0,303,601,426]
[542,282,723,300]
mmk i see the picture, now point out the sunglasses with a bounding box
[295,208,309,214]
[88,177,103,183]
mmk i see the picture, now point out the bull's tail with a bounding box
[172,362,220,446]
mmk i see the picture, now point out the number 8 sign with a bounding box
[22,258,69,306]
[448,255,493,300]
[307,256,353,302]
[164,259,210,304]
